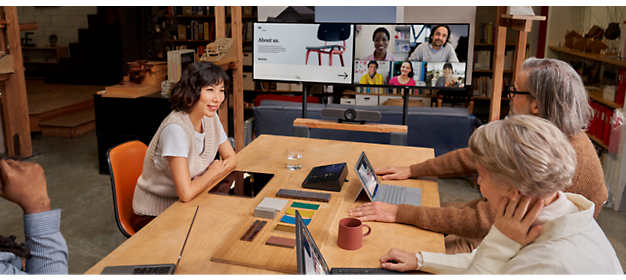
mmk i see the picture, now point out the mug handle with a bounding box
[362,224,371,237]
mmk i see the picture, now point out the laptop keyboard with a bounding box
[334,269,379,275]
[131,266,171,275]
[376,184,404,205]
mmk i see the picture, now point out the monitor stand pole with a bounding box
[402,87,409,125]
[302,83,308,118]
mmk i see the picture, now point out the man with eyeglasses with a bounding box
[349,57,607,254]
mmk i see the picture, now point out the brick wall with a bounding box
[17,6,97,50]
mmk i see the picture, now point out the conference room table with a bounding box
[86,135,444,274]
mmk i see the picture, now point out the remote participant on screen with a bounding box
[361,27,397,61]
[388,62,416,86]
[436,63,464,88]
[408,25,459,63]
[360,61,385,85]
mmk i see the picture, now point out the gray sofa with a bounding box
[252,100,479,156]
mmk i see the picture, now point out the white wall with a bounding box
[17,6,97,49]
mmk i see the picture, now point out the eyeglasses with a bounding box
[506,85,531,99]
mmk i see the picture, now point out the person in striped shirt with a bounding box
[0,160,68,274]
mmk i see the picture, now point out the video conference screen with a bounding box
[253,22,354,84]
[253,22,469,90]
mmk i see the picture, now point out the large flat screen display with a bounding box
[353,23,469,90]
[253,22,354,84]
[253,22,470,90]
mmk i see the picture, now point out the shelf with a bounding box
[548,46,626,68]
[472,69,514,73]
[474,43,528,47]
[472,96,510,100]
[587,90,623,109]
[165,15,258,19]
[166,39,211,43]
[343,92,437,98]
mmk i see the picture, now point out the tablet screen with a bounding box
[208,171,274,198]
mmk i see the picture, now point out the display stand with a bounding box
[0,7,37,157]
[489,7,545,122]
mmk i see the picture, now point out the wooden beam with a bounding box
[294,118,408,133]
[489,7,507,123]
[231,6,244,152]
[512,30,528,82]
[215,6,228,136]
[215,6,225,39]
[2,7,32,157]
[19,22,38,31]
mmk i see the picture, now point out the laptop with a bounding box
[295,210,404,275]
[100,206,199,275]
[353,151,422,206]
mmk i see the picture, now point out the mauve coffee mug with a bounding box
[337,217,371,250]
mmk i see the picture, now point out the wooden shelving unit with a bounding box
[549,45,626,148]
[0,7,33,157]
[487,7,545,122]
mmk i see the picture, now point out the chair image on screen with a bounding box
[305,24,351,66]
[107,140,147,238]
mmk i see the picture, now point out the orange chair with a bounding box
[107,140,147,238]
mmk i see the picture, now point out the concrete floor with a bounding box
[0,131,624,274]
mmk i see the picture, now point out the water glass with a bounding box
[286,148,303,170]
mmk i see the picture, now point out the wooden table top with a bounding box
[85,135,444,274]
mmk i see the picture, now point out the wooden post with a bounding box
[1,7,32,157]
[215,6,228,136]
[489,7,507,123]
[512,30,528,82]
[231,6,244,152]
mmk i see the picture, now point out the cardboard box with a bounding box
[243,72,254,91]
[379,96,431,107]
[276,83,291,91]
[242,52,252,66]
[355,94,378,106]
[340,98,355,105]
[0,54,14,74]
[604,86,617,102]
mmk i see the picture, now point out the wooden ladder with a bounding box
[0,7,36,157]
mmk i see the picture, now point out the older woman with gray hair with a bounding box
[378,115,622,274]
[349,57,608,254]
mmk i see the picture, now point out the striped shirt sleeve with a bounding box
[23,209,68,274]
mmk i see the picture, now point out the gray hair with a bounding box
[469,115,577,197]
[521,57,591,137]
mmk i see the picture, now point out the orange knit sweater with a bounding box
[396,132,607,239]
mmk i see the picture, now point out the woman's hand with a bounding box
[374,166,412,180]
[493,196,543,246]
[349,202,398,223]
[379,248,418,272]
[207,159,228,175]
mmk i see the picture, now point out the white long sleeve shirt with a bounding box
[419,192,623,274]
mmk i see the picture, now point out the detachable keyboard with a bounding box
[376,184,405,205]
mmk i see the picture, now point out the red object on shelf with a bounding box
[255,94,320,107]
[602,107,613,146]
[617,68,626,106]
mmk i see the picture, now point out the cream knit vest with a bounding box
[133,110,220,216]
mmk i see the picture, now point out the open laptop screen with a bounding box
[354,152,380,198]
[296,211,330,275]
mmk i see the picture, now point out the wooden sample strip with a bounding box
[239,220,266,242]
[273,224,295,234]
[266,236,296,249]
